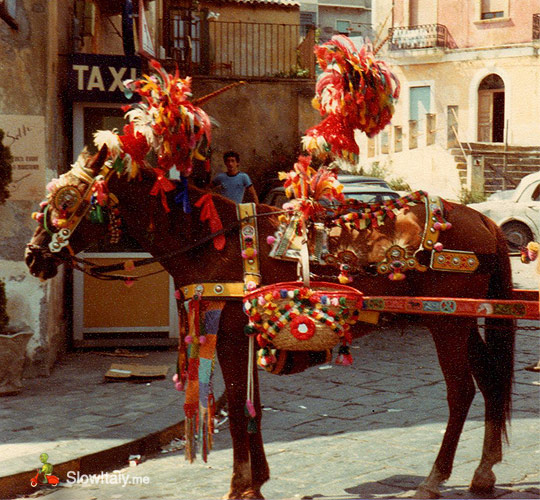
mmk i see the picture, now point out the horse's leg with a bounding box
[467,319,514,493]
[217,302,269,500]
[416,318,477,499]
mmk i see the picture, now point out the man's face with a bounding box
[225,156,239,174]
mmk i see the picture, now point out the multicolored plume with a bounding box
[93,60,212,179]
[302,35,400,163]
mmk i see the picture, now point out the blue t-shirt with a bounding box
[213,172,252,203]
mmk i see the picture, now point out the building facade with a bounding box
[362,0,540,199]
[0,0,320,372]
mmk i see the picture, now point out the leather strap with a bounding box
[237,203,261,287]
[182,282,245,300]
[183,203,262,300]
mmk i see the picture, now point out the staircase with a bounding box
[450,143,540,194]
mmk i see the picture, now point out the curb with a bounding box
[0,420,184,499]
[1,392,227,499]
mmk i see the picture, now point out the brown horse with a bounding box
[25,146,515,499]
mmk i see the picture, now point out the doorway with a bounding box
[477,74,505,143]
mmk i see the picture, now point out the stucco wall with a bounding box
[207,4,300,24]
[192,77,319,192]
[0,0,72,376]
[386,51,540,147]
[355,49,540,197]
[440,0,538,48]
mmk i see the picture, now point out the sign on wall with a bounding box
[68,54,142,103]
[138,0,156,58]
[0,115,46,201]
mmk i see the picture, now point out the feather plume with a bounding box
[93,130,122,158]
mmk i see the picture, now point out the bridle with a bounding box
[42,160,118,253]
[29,163,289,282]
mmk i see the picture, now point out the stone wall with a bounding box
[0,0,72,376]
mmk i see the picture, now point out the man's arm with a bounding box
[245,184,259,204]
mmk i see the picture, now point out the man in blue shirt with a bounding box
[211,151,259,204]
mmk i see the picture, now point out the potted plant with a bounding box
[0,128,33,396]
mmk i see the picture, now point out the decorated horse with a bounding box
[25,39,517,499]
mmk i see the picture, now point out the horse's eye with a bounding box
[53,186,81,212]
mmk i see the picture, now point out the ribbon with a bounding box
[194,194,225,251]
[174,177,192,214]
[150,168,176,212]
[92,178,108,206]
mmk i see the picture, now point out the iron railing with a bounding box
[167,19,315,78]
[533,13,540,40]
[388,24,457,50]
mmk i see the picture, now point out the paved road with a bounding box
[24,316,539,500]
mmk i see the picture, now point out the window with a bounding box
[336,20,351,34]
[409,86,431,122]
[394,126,402,152]
[481,0,506,19]
[170,8,200,64]
[300,11,316,37]
[380,130,389,154]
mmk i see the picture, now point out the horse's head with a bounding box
[25,146,115,280]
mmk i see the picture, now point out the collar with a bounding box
[182,203,261,300]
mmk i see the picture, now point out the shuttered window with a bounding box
[481,0,505,19]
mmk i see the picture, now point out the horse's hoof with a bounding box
[241,488,264,499]
[222,491,241,500]
[470,468,496,494]
[413,485,441,499]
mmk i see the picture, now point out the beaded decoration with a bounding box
[243,283,364,370]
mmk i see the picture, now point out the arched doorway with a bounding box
[478,74,505,143]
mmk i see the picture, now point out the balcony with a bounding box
[533,14,540,40]
[166,19,316,79]
[388,24,457,51]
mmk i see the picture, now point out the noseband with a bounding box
[42,161,117,253]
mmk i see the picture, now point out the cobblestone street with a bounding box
[28,319,539,500]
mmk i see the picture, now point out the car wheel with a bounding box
[502,221,533,251]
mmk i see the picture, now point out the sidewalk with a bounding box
[0,349,210,499]
[1,257,538,499]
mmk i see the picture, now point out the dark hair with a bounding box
[223,150,240,162]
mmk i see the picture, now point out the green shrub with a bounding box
[459,188,486,205]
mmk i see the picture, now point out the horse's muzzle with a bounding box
[25,245,59,280]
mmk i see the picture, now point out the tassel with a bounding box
[247,417,258,434]
[335,345,353,366]
[245,400,256,418]
[389,271,406,281]
[184,416,197,462]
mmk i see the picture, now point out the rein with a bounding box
[35,208,286,282]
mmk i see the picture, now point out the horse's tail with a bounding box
[484,220,516,441]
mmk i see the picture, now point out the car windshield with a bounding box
[346,192,400,204]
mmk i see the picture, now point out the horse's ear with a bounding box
[88,145,108,175]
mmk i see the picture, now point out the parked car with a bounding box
[260,174,390,201]
[468,171,540,251]
[487,189,514,201]
[336,175,391,188]
[263,184,400,208]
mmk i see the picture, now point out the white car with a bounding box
[468,171,540,251]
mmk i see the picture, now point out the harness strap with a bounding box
[421,195,444,251]
[237,203,261,288]
[182,203,262,300]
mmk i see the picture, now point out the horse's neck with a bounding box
[113,175,246,284]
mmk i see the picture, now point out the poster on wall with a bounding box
[0,115,46,201]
